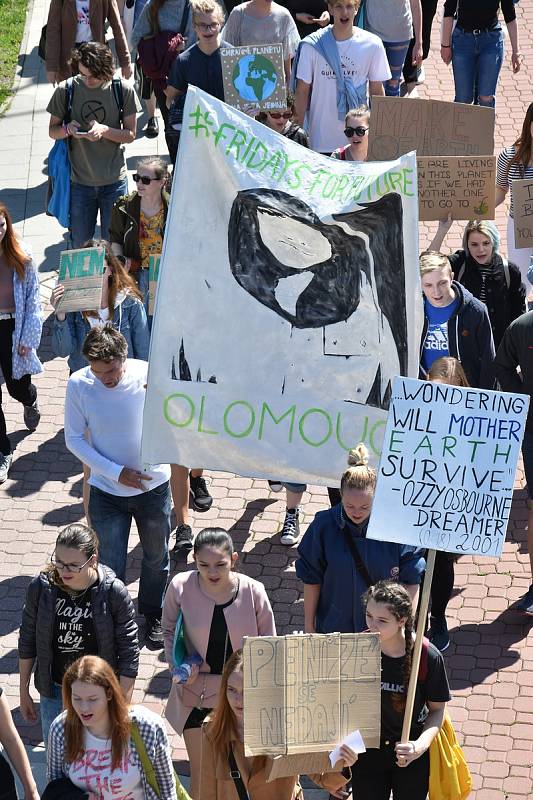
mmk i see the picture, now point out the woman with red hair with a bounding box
[47,655,179,799]
[0,203,43,484]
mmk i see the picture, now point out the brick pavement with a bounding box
[1,1,533,798]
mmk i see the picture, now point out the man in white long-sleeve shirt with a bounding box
[64,325,171,646]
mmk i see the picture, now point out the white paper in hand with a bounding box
[329,729,366,767]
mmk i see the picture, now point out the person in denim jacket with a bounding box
[0,203,43,484]
[51,239,149,373]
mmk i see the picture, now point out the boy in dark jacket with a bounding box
[419,251,495,389]
[495,313,533,614]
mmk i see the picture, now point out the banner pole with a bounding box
[400,547,437,743]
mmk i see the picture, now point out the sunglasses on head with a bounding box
[344,125,368,138]
[269,111,292,120]
[132,173,157,185]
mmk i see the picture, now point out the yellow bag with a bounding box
[429,713,472,800]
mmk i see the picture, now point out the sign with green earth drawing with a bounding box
[221,44,286,112]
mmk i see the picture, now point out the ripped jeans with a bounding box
[382,40,411,96]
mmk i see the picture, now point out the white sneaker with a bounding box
[0,452,13,484]
[280,508,300,546]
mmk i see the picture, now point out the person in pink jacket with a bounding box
[162,528,276,791]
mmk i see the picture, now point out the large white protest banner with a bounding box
[142,87,422,484]
[367,377,529,557]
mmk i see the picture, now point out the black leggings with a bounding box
[431,551,455,617]
[0,318,37,455]
[403,0,438,83]
[351,745,429,800]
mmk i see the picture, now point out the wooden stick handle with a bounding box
[400,548,437,743]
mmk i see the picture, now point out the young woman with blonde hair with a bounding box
[297,444,425,633]
[197,650,357,799]
[47,655,177,799]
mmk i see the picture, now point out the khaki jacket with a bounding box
[45,0,131,79]
[195,730,348,800]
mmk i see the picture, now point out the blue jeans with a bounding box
[135,267,152,328]
[382,40,411,96]
[451,26,504,107]
[70,177,129,248]
[40,682,63,750]
[88,481,171,617]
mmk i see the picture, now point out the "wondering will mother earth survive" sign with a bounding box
[367,377,529,557]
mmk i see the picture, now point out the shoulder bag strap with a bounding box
[179,0,190,36]
[130,721,161,798]
[112,76,125,126]
[341,526,375,588]
[228,747,250,800]
[64,76,74,124]
[501,255,510,289]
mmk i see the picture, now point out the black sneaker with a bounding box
[515,584,533,615]
[428,615,450,652]
[145,616,164,647]
[145,116,159,138]
[23,401,41,431]
[268,479,283,492]
[189,473,213,512]
[173,522,193,552]
[280,508,300,546]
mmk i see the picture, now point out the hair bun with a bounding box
[347,443,369,467]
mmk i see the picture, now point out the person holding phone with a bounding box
[63,324,172,648]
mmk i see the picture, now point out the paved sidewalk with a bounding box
[1,1,533,799]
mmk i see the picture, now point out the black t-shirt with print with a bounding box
[52,584,99,683]
[380,641,451,741]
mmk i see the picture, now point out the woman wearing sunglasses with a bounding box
[256,94,309,147]
[109,156,170,315]
[331,105,369,161]
[18,524,138,749]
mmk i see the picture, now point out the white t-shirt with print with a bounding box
[76,0,92,43]
[67,730,144,800]
[296,28,390,153]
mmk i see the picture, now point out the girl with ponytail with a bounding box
[296,444,425,634]
[351,581,450,799]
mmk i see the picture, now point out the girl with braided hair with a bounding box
[297,445,425,633]
[351,580,450,800]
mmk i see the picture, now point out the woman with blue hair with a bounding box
[430,218,525,349]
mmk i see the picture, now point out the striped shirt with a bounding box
[47,706,177,800]
[496,145,533,218]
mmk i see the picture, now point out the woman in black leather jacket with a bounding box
[18,523,138,749]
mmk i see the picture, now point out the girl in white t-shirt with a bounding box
[47,655,180,800]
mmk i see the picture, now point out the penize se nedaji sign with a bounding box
[142,87,423,484]
[367,377,529,557]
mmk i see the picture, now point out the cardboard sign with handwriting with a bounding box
[417,156,495,221]
[57,247,105,313]
[368,97,494,161]
[512,179,533,249]
[148,254,161,316]
[243,633,381,757]
[220,44,286,112]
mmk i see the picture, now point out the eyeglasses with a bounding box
[51,554,93,573]
[132,173,158,185]
[196,22,220,31]
[269,111,292,120]
[344,125,368,138]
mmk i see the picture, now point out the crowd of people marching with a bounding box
[0,0,532,798]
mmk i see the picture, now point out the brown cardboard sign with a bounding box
[417,156,496,221]
[265,752,335,782]
[367,97,495,161]
[512,179,533,249]
[220,44,286,112]
[243,633,381,757]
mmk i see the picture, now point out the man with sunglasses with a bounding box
[165,0,228,157]
[47,42,141,248]
[293,0,389,154]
